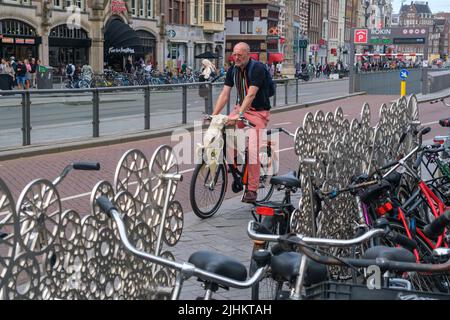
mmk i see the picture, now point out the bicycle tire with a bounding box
[190,161,227,219]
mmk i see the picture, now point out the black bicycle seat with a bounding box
[270,171,301,188]
[362,246,416,264]
[360,180,391,204]
[270,252,327,286]
[188,251,247,282]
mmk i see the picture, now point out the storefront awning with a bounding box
[268,53,284,64]
[104,19,141,55]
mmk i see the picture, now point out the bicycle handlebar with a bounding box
[95,197,269,298]
[247,220,385,247]
[52,162,100,187]
[203,115,256,128]
[247,221,450,273]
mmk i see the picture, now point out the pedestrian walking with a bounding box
[200,59,216,82]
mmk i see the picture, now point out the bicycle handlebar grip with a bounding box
[96,196,116,217]
[73,162,101,170]
[423,210,450,240]
[420,127,431,136]
[388,232,417,251]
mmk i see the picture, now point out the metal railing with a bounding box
[0,78,335,147]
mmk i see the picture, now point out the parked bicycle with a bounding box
[248,219,450,300]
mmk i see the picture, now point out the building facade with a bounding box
[0,0,225,73]
[399,1,441,61]
[224,0,281,65]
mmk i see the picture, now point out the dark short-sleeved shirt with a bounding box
[224,60,271,111]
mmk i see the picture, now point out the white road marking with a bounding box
[61,148,293,202]
[422,121,439,126]
[272,122,292,126]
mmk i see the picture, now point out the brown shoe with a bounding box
[242,190,257,203]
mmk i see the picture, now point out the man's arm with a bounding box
[212,85,232,115]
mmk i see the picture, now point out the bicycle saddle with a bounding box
[270,252,328,286]
[384,171,402,188]
[270,171,301,188]
[362,246,416,264]
[188,251,247,282]
[360,180,391,204]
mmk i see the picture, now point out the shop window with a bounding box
[0,19,37,36]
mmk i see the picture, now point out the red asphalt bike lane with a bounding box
[0,94,448,217]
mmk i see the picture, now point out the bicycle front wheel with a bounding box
[190,161,227,219]
[257,146,279,202]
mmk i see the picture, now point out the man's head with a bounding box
[232,42,250,69]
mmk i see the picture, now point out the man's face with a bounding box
[232,46,250,68]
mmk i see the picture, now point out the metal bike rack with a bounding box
[0,144,184,300]
[290,94,421,279]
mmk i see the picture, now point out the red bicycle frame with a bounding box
[397,180,449,262]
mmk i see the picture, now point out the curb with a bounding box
[0,92,364,161]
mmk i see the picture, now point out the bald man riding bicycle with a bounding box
[212,42,272,203]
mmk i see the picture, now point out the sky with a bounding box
[392,0,450,14]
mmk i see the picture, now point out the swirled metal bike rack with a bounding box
[0,144,183,300]
[290,95,421,279]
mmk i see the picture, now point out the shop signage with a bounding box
[299,40,308,49]
[370,29,391,35]
[354,29,368,44]
[111,0,127,14]
[1,37,14,44]
[108,47,135,54]
[167,30,176,38]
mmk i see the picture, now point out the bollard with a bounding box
[92,89,100,138]
[401,80,407,97]
[182,85,187,124]
[21,92,31,146]
[285,79,289,105]
[296,78,299,104]
[207,83,213,114]
[273,83,277,107]
[144,86,151,130]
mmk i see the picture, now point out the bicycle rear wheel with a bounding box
[379,221,450,293]
[190,161,227,219]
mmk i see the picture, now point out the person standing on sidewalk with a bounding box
[30,58,37,89]
[211,42,271,203]
[15,60,27,90]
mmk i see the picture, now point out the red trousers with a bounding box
[229,105,270,192]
